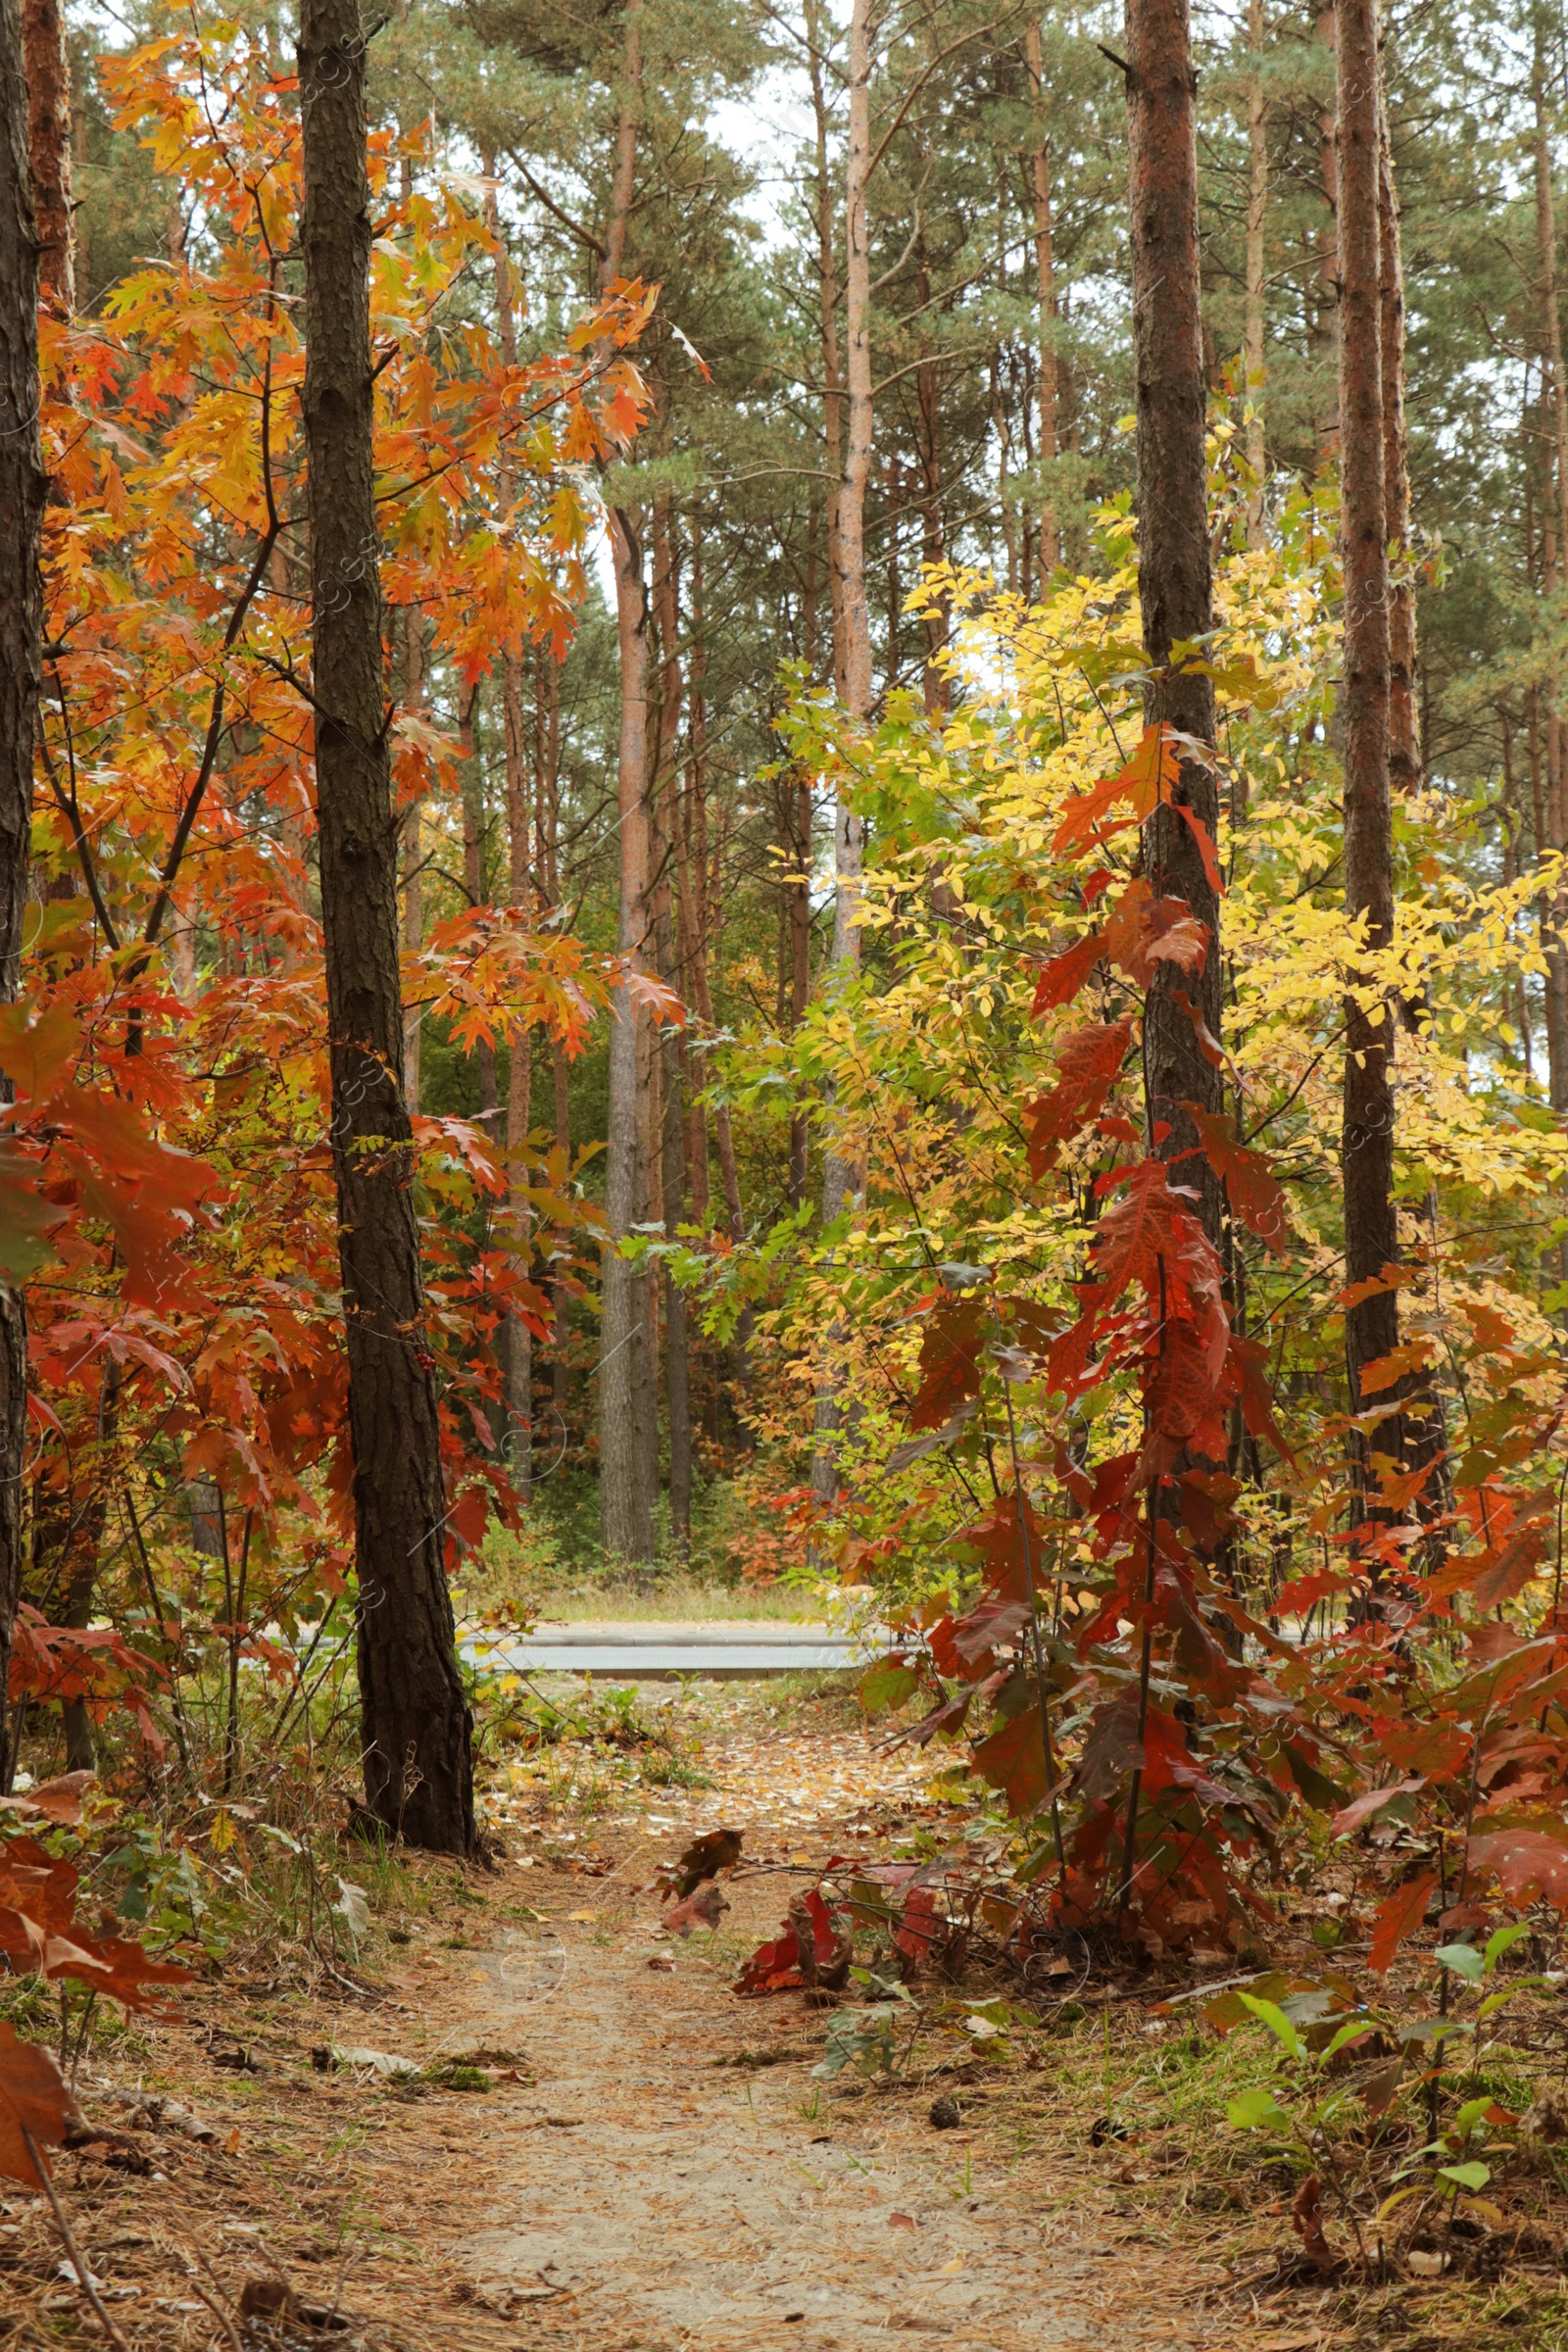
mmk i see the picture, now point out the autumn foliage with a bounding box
[6,21,653,1740]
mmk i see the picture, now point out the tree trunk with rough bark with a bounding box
[602,505,657,1565]
[0,0,43,1785]
[1314,2,1340,435]
[1534,39,1568,1122]
[1244,0,1266,543]
[1377,78,1446,1510]
[1379,100,1415,805]
[596,2,658,1567]
[806,0,845,676]
[1336,0,1402,1439]
[1023,19,1059,573]
[23,0,71,315]
[486,163,533,1483]
[299,0,473,1853]
[1124,0,1224,1242]
[810,0,872,1505]
[790,507,820,1209]
[399,605,424,1108]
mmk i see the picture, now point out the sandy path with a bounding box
[412,1693,1249,2352]
[442,1902,1232,2351]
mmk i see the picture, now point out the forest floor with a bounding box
[2,1671,1563,2351]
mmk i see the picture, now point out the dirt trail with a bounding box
[405,1692,1250,2352]
[434,1879,1229,2352]
[0,1688,1271,2351]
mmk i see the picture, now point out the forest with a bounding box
[5,0,1568,2342]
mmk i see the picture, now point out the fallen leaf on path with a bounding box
[662,1882,728,1935]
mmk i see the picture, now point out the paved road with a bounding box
[462,1618,867,1681]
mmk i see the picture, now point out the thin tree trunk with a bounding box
[1336,0,1403,1452]
[1124,0,1224,1242]
[1502,711,1534,1078]
[1380,98,1416,803]
[459,684,498,1116]
[540,648,572,1436]
[1023,19,1059,572]
[806,0,846,673]
[299,0,473,1853]
[57,1360,119,1773]
[913,237,949,714]
[597,1,657,1567]
[399,602,424,1109]
[679,611,712,1232]
[1378,86,1446,1511]
[790,505,820,1209]
[0,0,43,1784]
[810,0,873,1504]
[1528,685,1568,1102]
[1314,1,1340,435]
[487,159,532,1488]
[23,0,71,316]
[1534,37,1568,1125]
[602,505,657,1565]
[836,0,873,717]
[649,509,690,1549]
[1244,0,1267,543]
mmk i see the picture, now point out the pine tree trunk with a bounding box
[1534,42,1568,1120]
[298,0,473,1854]
[596,6,657,1567]
[23,0,71,316]
[1314,1,1340,433]
[487,164,532,1487]
[1124,0,1224,1241]
[1023,19,1059,572]
[399,603,424,1110]
[0,0,43,1784]
[540,654,572,1438]
[1380,103,1416,804]
[836,0,873,716]
[811,0,872,1503]
[789,510,818,1208]
[1377,89,1446,1511]
[601,505,657,1566]
[649,514,691,1549]
[1244,0,1267,543]
[1336,0,1402,1437]
[459,685,498,1115]
[806,0,845,674]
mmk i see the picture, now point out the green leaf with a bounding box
[0,1144,56,1280]
[1438,2161,1491,2192]
[1434,1941,1485,1982]
[857,1660,921,1717]
[1238,1992,1303,2059]
[1227,2087,1291,2132]
[1320,2016,1377,2064]
[1451,2096,1494,2140]
[1483,1921,1531,1974]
